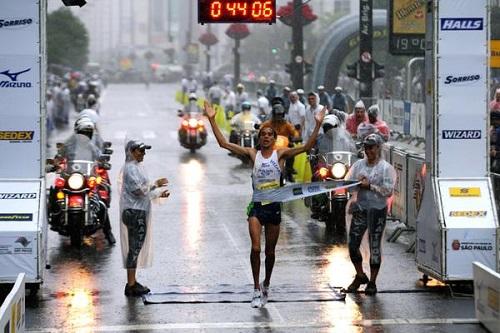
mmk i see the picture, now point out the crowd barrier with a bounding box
[473,262,499,333]
[0,273,26,333]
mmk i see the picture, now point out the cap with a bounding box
[334,86,342,92]
[269,79,275,84]
[236,83,244,89]
[363,133,384,146]
[283,86,291,92]
[354,100,366,109]
[317,85,325,90]
[297,88,304,94]
[188,93,197,100]
[127,140,152,151]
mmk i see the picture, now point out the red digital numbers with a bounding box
[203,0,275,23]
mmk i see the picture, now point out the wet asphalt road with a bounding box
[23,84,486,332]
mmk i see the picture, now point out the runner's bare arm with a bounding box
[204,101,255,159]
[279,107,326,160]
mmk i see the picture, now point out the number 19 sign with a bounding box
[198,0,276,24]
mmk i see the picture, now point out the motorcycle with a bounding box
[47,140,113,246]
[309,127,359,235]
[177,110,207,153]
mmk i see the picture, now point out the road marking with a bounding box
[27,318,480,332]
[142,130,156,139]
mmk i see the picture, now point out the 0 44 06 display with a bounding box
[198,0,276,24]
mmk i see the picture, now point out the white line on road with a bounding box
[26,318,480,332]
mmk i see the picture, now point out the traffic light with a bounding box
[271,48,279,55]
[285,63,292,74]
[346,62,358,80]
[62,0,86,7]
[304,62,313,75]
[373,61,385,79]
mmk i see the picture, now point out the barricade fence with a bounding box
[0,273,26,333]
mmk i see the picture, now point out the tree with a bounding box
[47,8,89,70]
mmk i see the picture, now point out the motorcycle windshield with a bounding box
[64,134,98,175]
[242,120,255,131]
[318,128,357,156]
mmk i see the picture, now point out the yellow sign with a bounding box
[449,211,487,217]
[392,0,426,34]
[449,187,481,197]
[491,40,500,69]
[488,287,499,312]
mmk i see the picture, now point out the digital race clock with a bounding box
[198,0,276,24]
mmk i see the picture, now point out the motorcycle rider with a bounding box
[310,115,357,220]
[366,105,390,141]
[203,100,325,308]
[207,80,223,105]
[346,100,368,138]
[287,91,305,136]
[229,101,261,145]
[344,133,396,295]
[179,93,202,119]
[59,117,116,244]
[264,79,278,102]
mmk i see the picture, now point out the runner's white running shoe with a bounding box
[251,289,262,308]
[260,283,269,307]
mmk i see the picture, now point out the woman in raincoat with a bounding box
[119,139,169,296]
[344,133,396,295]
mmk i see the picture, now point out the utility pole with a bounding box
[291,0,304,89]
[359,0,373,99]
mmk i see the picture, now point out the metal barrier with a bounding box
[0,273,26,333]
[386,144,425,251]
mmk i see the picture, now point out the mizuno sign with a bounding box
[440,18,483,31]
[442,130,481,139]
[0,68,32,88]
[0,193,37,200]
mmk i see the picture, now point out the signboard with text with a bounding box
[389,0,426,55]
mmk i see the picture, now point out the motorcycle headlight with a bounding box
[188,118,198,128]
[331,162,347,179]
[68,173,85,190]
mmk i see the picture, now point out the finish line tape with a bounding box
[252,180,361,203]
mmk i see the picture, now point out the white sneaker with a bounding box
[251,289,262,308]
[260,283,269,307]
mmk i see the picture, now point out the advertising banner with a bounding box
[0,0,39,55]
[389,0,426,55]
[437,0,488,178]
[0,232,38,279]
[491,40,500,69]
[0,54,41,179]
[447,228,496,279]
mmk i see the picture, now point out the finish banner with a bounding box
[252,180,360,203]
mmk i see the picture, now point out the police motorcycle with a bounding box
[229,101,260,148]
[309,115,358,234]
[47,119,114,246]
[177,93,207,153]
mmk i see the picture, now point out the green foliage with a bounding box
[47,8,89,70]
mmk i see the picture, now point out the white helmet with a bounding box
[188,92,197,100]
[322,114,339,128]
[354,100,366,109]
[74,116,95,132]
